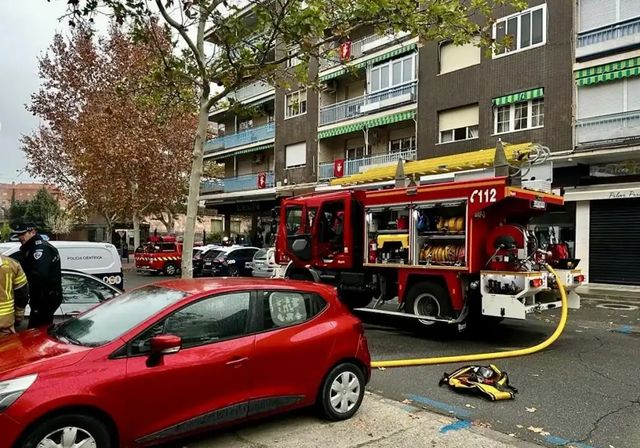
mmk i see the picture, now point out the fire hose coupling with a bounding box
[369,263,568,369]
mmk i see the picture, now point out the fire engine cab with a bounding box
[134,235,183,276]
[276,142,582,329]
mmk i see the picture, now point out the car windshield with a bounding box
[254,249,268,260]
[204,249,222,259]
[50,285,187,347]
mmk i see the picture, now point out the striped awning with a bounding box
[319,43,417,82]
[214,143,274,160]
[493,88,544,106]
[318,110,416,140]
[576,56,640,86]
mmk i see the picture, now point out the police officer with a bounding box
[10,222,63,328]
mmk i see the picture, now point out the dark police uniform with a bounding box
[14,230,63,328]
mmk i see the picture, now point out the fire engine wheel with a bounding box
[405,282,452,327]
[163,263,179,276]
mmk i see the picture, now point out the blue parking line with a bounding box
[440,420,472,433]
[404,394,472,418]
[544,435,597,448]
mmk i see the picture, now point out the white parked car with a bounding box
[250,248,278,278]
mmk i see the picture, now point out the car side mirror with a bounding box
[150,335,182,355]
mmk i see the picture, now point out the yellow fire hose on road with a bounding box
[370,264,568,368]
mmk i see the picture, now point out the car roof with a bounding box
[155,277,338,299]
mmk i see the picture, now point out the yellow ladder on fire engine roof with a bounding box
[330,142,533,186]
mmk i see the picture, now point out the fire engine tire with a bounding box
[317,362,366,421]
[163,263,179,276]
[405,281,452,327]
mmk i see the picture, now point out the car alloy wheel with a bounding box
[37,426,96,448]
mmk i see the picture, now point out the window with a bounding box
[131,292,251,354]
[439,37,481,74]
[260,291,327,330]
[286,47,301,68]
[438,104,479,143]
[389,136,415,154]
[239,119,253,131]
[369,54,416,93]
[285,142,306,168]
[318,200,345,253]
[579,0,640,32]
[493,98,544,134]
[61,274,118,304]
[346,146,365,160]
[494,4,546,56]
[285,205,303,235]
[285,90,307,118]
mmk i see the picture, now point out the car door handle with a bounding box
[225,357,249,366]
[65,311,80,317]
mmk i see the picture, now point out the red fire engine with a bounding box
[134,236,183,276]
[276,147,582,330]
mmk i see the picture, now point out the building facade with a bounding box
[201,1,640,286]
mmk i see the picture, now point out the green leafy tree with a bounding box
[25,189,62,234]
[9,200,29,224]
[56,0,525,278]
[0,223,11,242]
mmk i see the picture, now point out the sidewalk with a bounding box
[186,393,542,448]
[578,282,640,304]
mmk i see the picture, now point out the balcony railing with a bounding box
[223,171,275,193]
[577,17,640,56]
[318,148,417,180]
[321,32,410,69]
[319,82,417,126]
[576,109,640,144]
[229,81,274,103]
[200,179,224,195]
[205,122,275,153]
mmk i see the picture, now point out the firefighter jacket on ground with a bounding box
[18,235,63,316]
[0,255,29,334]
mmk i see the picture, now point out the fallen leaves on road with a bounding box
[526,407,537,413]
[528,426,544,433]
[516,425,523,429]
[465,404,476,409]
[377,367,386,371]
[402,399,412,404]
[508,434,516,437]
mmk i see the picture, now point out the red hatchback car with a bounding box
[0,278,371,448]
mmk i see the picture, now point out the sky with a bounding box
[0,0,69,183]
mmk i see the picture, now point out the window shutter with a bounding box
[438,105,479,131]
[620,0,640,21]
[577,82,624,119]
[439,38,481,74]
[626,77,640,111]
[579,0,616,31]
[285,142,307,168]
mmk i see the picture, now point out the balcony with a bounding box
[321,32,410,69]
[228,81,274,103]
[205,122,275,154]
[577,17,640,59]
[576,110,640,145]
[319,82,417,126]
[318,148,417,181]
[200,179,224,195]
[223,172,275,193]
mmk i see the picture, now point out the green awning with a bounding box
[493,88,544,106]
[319,43,417,82]
[575,56,640,86]
[318,110,416,139]
[214,143,274,160]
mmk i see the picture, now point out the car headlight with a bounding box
[0,374,37,411]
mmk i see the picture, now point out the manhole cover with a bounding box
[596,303,638,311]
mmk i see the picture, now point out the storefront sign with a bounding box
[607,190,640,199]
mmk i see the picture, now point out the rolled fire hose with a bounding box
[370,264,568,368]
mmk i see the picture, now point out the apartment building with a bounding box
[546,0,640,286]
[205,1,636,277]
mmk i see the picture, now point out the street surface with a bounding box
[124,271,640,448]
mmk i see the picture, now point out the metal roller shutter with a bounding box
[590,198,640,285]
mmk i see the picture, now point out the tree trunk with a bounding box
[181,96,208,279]
[133,212,140,250]
[105,219,114,244]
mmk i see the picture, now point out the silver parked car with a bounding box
[250,248,278,278]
